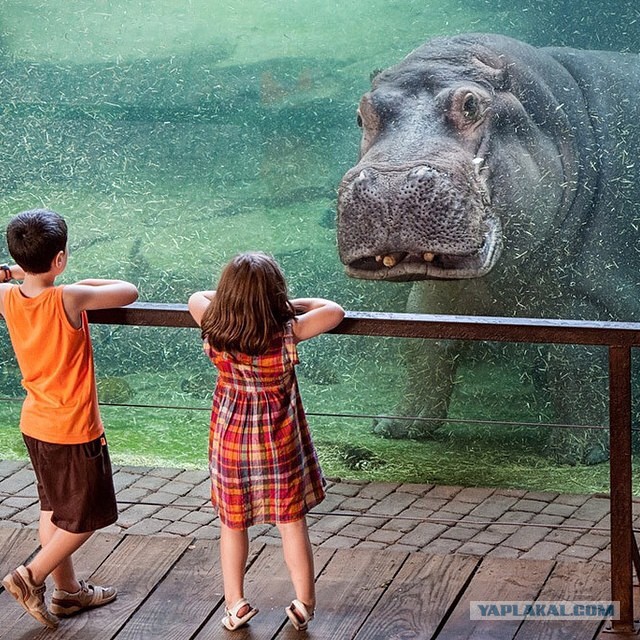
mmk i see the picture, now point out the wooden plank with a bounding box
[0,531,124,638]
[60,531,126,582]
[8,534,192,640]
[515,561,610,640]
[297,548,409,640]
[0,527,39,578]
[353,553,481,640]
[436,557,555,640]
[114,539,223,639]
[117,539,265,640]
[0,527,20,558]
[193,544,335,639]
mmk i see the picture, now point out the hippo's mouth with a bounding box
[344,216,502,281]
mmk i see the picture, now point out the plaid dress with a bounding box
[204,322,325,529]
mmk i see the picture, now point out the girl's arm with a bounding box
[188,290,216,327]
[290,298,345,343]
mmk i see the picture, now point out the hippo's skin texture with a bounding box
[337,33,640,464]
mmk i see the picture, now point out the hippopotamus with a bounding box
[336,33,640,464]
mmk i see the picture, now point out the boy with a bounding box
[0,208,138,628]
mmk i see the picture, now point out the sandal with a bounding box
[50,580,117,617]
[286,599,314,631]
[221,598,258,631]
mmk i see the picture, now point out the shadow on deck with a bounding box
[0,527,623,640]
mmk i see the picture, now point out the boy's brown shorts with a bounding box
[23,433,118,534]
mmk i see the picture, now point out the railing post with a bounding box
[608,345,636,633]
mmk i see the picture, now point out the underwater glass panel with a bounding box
[0,0,639,491]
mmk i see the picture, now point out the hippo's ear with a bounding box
[471,55,509,91]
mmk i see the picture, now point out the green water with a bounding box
[1,0,639,494]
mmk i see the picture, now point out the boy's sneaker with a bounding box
[1,565,59,628]
[50,580,117,617]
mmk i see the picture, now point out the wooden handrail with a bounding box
[87,302,640,632]
[89,302,640,344]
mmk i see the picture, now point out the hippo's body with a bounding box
[336,33,640,464]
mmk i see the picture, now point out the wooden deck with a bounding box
[0,527,622,639]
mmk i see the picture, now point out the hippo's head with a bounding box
[337,34,581,281]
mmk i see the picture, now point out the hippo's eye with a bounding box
[462,93,480,120]
[356,112,363,128]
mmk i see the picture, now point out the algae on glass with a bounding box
[0,0,638,492]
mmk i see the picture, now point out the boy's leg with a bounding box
[0,510,91,629]
[28,510,91,591]
[27,510,117,618]
[8,434,118,622]
[277,518,315,610]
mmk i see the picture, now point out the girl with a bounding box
[188,252,344,632]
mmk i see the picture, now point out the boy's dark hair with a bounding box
[6,209,68,273]
[201,252,296,356]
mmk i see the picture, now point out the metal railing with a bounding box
[86,302,640,632]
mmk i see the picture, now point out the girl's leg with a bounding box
[277,518,315,610]
[220,522,250,610]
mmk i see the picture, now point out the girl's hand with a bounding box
[290,298,345,342]
[188,290,216,326]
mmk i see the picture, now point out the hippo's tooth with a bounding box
[472,157,484,165]
[375,255,383,262]
[354,169,371,184]
[423,252,435,262]
[382,252,406,267]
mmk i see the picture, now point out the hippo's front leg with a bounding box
[373,336,464,438]
[373,279,487,439]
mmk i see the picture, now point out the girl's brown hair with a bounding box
[201,252,296,356]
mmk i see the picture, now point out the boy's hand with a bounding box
[10,265,25,280]
[1,264,25,281]
[0,265,26,317]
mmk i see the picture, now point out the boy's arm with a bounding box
[63,280,139,327]
[0,264,26,317]
[0,264,25,282]
[188,291,215,327]
[290,298,345,343]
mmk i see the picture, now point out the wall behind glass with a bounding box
[0,1,638,484]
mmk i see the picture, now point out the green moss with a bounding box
[96,377,134,404]
[0,0,637,496]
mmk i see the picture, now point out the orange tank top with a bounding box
[3,285,103,444]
